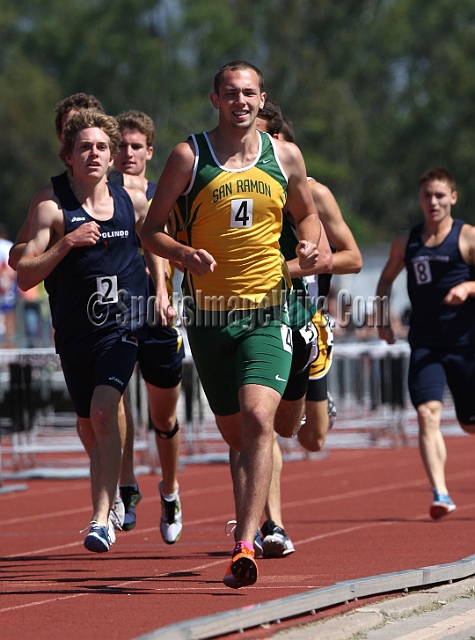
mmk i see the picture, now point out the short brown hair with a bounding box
[59,109,121,166]
[54,93,104,135]
[419,167,456,191]
[279,115,295,143]
[213,60,264,94]
[257,100,282,136]
[116,110,155,147]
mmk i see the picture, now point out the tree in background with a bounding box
[2,0,475,244]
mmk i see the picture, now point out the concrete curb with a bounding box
[271,576,475,639]
[135,556,475,639]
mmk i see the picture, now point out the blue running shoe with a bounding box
[83,521,113,553]
[430,489,456,520]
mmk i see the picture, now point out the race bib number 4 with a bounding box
[281,325,293,354]
[231,199,253,228]
[96,275,118,303]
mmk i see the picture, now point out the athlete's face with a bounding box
[66,127,113,180]
[418,179,458,224]
[115,129,153,178]
[210,69,266,129]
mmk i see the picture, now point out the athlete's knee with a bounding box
[154,419,179,439]
[274,398,304,438]
[297,420,328,452]
[215,415,242,451]
[416,401,442,429]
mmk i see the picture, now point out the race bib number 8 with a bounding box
[96,275,118,303]
[413,259,432,285]
[231,199,253,228]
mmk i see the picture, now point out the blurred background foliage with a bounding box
[2,0,475,244]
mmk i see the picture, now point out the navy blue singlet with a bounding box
[146,181,157,202]
[405,218,475,348]
[45,183,148,354]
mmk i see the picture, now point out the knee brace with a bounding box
[154,420,179,439]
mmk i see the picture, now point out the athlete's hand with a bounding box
[154,292,176,326]
[67,221,101,247]
[185,249,217,275]
[444,284,469,306]
[297,240,319,271]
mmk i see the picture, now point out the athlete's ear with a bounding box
[259,92,266,109]
[451,190,458,205]
[210,93,220,111]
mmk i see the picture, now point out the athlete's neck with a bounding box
[207,126,260,169]
[422,215,454,247]
[71,175,114,220]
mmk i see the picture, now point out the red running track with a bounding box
[1,436,474,640]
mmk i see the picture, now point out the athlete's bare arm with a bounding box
[9,173,144,271]
[17,199,100,291]
[376,230,409,344]
[445,223,475,305]
[308,180,362,274]
[141,141,217,276]
[274,139,332,274]
[8,183,56,270]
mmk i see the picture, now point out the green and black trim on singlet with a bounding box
[279,215,316,331]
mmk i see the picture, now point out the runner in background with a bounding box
[377,167,475,519]
[254,101,362,558]
[114,110,184,542]
[0,224,17,348]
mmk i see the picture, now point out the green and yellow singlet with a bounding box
[172,131,290,310]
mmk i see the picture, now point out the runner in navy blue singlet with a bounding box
[377,167,475,520]
[17,110,154,554]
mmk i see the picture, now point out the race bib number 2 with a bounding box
[231,199,253,228]
[96,275,118,303]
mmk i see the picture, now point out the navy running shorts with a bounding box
[60,335,139,418]
[408,345,475,424]
[138,324,184,389]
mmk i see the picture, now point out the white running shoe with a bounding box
[261,519,295,558]
[159,482,183,544]
[110,487,125,530]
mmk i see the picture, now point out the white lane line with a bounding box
[3,466,472,529]
[0,558,225,613]
[2,504,475,616]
